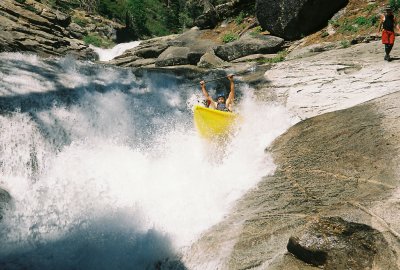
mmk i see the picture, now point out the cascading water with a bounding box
[0,52,298,269]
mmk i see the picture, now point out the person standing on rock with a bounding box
[200,74,235,112]
[378,6,400,61]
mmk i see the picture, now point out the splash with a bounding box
[0,53,298,269]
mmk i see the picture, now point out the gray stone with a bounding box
[155,46,191,67]
[124,58,156,68]
[194,0,218,29]
[231,53,278,63]
[67,22,87,39]
[197,51,226,68]
[0,0,96,59]
[255,0,349,40]
[214,33,284,61]
[287,216,397,269]
[134,43,169,58]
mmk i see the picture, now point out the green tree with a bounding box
[127,0,148,35]
[162,0,181,32]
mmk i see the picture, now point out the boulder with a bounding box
[287,216,397,269]
[134,43,169,58]
[215,0,256,20]
[255,0,349,40]
[214,33,284,61]
[197,51,227,68]
[155,46,191,67]
[194,1,218,29]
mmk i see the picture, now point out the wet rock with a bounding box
[214,33,284,61]
[255,0,349,40]
[287,216,397,269]
[0,188,11,221]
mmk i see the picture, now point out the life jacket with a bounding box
[383,14,395,31]
[216,102,230,112]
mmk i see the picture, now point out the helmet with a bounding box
[216,93,225,99]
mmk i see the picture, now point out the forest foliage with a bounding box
[45,0,221,38]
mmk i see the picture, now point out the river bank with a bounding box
[183,40,400,269]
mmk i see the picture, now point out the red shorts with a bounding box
[382,30,395,45]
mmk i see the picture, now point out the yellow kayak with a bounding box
[193,105,240,139]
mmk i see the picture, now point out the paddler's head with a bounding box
[217,93,225,104]
[385,6,393,14]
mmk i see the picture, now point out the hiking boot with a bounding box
[384,54,389,60]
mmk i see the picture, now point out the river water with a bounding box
[0,51,297,269]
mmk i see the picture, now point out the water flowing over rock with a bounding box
[0,0,96,59]
[255,0,349,40]
[182,41,400,269]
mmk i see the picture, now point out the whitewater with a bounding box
[0,51,297,269]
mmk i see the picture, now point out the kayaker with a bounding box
[200,74,235,112]
[378,6,400,61]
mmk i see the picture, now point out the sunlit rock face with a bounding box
[0,0,96,59]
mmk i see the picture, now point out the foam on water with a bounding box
[0,52,298,269]
[90,41,141,62]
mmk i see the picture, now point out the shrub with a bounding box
[340,40,350,48]
[354,16,378,27]
[83,34,113,48]
[389,0,400,11]
[73,17,89,27]
[252,26,262,34]
[321,31,329,38]
[235,11,246,25]
[222,32,239,43]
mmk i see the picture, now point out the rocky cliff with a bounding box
[0,0,96,59]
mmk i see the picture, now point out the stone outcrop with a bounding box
[214,32,284,61]
[182,41,400,269]
[255,0,349,40]
[0,0,96,59]
[287,216,396,269]
[193,0,256,28]
[109,28,284,68]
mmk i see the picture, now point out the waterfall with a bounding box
[0,52,297,269]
